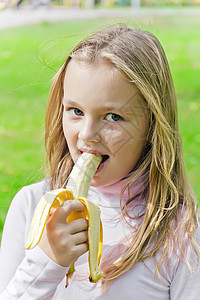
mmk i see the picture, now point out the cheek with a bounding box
[62,117,68,141]
[116,126,147,162]
[127,118,149,153]
[102,125,126,150]
[63,129,76,146]
[62,116,74,143]
[63,122,80,154]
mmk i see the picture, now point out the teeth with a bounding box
[25,153,103,285]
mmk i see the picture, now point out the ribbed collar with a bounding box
[90,171,147,218]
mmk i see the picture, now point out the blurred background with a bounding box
[0,1,200,241]
[1,0,200,10]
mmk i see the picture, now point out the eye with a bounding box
[105,113,122,122]
[69,108,83,116]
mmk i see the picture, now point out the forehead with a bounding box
[63,59,146,112]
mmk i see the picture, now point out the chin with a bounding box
[90,177,108,188]
[90,177,117,188]
[90,179,100,187]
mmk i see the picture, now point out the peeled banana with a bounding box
[25,152,103,283]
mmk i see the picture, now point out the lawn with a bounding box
[0,12,200,240]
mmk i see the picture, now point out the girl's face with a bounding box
[63,59,149,187]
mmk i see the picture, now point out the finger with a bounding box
[74,242,89,258]
[53,200,84,223]
[72,230,88,245]
[68,218,88,235]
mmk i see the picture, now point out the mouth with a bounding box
[99,154,109,165]
[79,150,109,172]
[96,154,109,173]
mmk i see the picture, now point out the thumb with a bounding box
[53,200,85,224]
[49,207,56,217]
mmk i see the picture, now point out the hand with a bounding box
[38,200,89,267]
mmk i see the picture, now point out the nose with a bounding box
[78,118,101,144]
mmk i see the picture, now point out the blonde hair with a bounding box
[45,24,199,284]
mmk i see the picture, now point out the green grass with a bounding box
[0,13,200,240]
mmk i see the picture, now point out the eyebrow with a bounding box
[63,98,123,112]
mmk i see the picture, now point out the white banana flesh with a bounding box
[25,152,103,283]
[66,152,102,198]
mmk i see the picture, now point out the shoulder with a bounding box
[10,179,50,216]
[6,180,51,240]
[19,179,50,200]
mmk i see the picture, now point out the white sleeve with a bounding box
[0,186,68,299]
[0,247,68,300]
[170,227,200,300]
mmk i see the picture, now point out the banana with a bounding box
[25,152,103,283]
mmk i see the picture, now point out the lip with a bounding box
[79,148,108,156]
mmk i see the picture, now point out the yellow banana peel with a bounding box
[25,152,103,284]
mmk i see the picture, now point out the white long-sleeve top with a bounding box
[0,180,200,299]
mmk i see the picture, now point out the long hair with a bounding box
[45,24,199,284]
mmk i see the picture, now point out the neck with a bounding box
[94,171,147,201]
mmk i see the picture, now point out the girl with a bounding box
[0,24,200,299]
